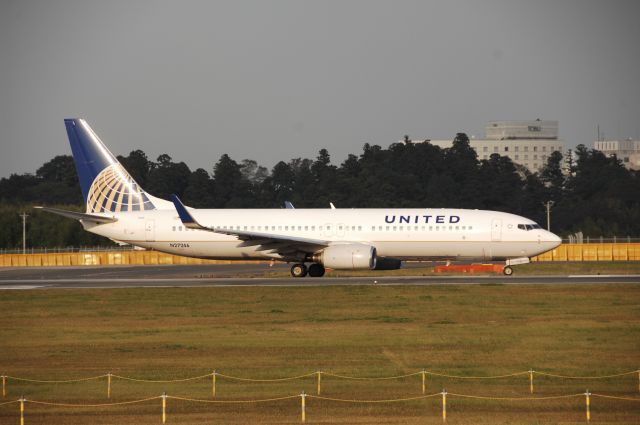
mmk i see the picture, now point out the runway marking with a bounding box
[569,274,640,278]
[0,285,48,290]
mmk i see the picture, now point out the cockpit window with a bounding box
[518,223,542,231]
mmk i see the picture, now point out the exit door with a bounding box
[491,219,502,241]
[145,219,155,242]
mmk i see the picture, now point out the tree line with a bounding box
[1,134,639,248]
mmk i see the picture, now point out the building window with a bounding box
[483,146,488,152]
[542,146,547,152]
[515,155,519,160]
[534,155,538,160]
[524,146,529,152]
[493,146,498,152]
[533,146,538,152]
[515,146,519,152]
[504,146,509,152]
[525,155,529,160]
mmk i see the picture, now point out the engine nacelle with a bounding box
[314,244,377,270]
[373,257,402,270]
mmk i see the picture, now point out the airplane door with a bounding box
[491,219,502,241]
[145,219,155,242]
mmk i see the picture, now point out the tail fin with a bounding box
[64,118,157,213]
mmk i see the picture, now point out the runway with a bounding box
[0,264,639,289]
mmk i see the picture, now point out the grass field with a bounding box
[1,283,639,424]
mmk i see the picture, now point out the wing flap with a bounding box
[170,194,329,256]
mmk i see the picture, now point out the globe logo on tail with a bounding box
[86,163,155,213]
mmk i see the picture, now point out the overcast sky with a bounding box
[1,0,639,177]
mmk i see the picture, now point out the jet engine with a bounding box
[313,244,377,270]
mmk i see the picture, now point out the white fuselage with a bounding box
[84,208,561,261]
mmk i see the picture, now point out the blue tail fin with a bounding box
[64,119,156,213]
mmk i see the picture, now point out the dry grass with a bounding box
[1,284,639,424]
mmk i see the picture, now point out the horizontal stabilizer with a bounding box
[34,206,117,223]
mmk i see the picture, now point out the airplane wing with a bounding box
[34,206,117,224]
[171,195,329,258]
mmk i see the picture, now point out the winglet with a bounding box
[171,194,205,229]
[284,201,295,209]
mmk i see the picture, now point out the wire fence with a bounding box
[3,369,639,399]
[1,390,638,423]
[0,245,138,255]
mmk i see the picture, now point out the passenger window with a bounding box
[455,226,459,230]
[415,226,419,231]
[399,226,403,231]
[429,226,433,231]
[393,226,397,231]
[311,226,315,231]
[351,226,355,231]
[468,226,473,230]
[172,226,176,231]
[179,226,183,231]
[298,226,302,231]
[305,226,308,231]
[386,226,389,231]
[371,226,375,231]
[379,226,382,231]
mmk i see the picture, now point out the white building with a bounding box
[414,120,565,172]
[594,139,640,170]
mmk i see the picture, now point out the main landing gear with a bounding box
[290,263,325,278]
[503,266,513,276]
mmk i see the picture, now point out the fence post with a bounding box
[441,389,447,423]
[212,371,216,398]
[2,375,5,397]
[162,392,167,424]
[316,371,321,396]
[422,370,426,394]
[585,390,591,422]
[19,396,25,425]
[107,372,112,399]
[529,369,534,394]
[638,370,639,393]
[300,391,306,423]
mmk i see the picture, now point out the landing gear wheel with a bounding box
[503,266,513,276]
[290,263,308,278]
[307,263,325,277]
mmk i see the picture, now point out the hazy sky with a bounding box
[1,0,639,177]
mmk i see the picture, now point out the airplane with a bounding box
[36,119,562,277]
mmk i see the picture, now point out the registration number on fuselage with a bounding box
[169,243,190,248]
